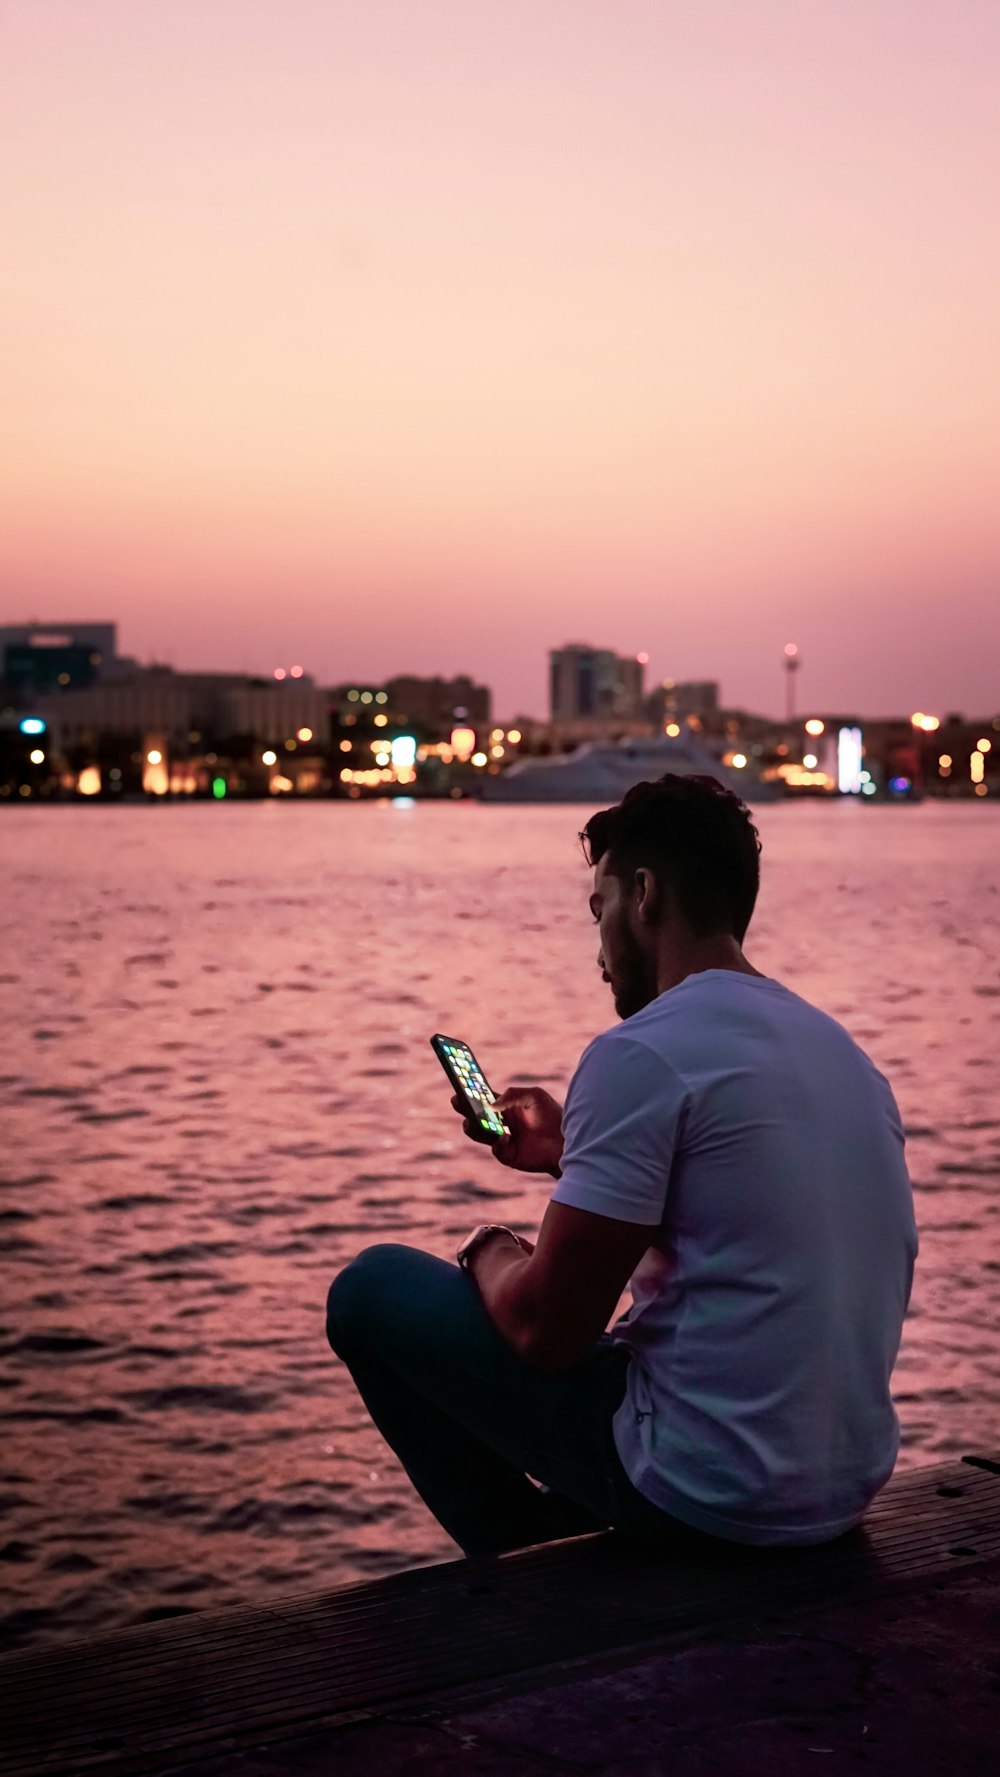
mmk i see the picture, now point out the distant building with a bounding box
[30,666,329,751]
[0,621,120,697]
[549,645,644,725]
[381,674,491,736]
[219,678,328,742]
[646,679,720,726]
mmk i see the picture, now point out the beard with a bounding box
[611,920,659,1021]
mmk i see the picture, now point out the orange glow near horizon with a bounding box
[2,1,999,717]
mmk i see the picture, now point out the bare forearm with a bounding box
[468,1238,538,1357]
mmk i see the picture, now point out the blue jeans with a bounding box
[325,1243,705,1558]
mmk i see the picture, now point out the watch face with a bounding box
[459,1224,511,1268]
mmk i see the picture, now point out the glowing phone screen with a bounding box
[439,1039,508,1138]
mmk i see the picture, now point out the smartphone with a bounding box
[430,1033,510,1144]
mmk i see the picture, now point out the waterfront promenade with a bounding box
[2,1454,999,1774]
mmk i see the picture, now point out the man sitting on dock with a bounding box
[327,773,917,1556]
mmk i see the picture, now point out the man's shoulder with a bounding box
[572,1016,690,1098]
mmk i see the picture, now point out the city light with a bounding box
[212,777,227,799]
[971,751,985,783]
[375,691,388,704]
[911,712,940,732]
[939,755,952,775]
[889,776,911,794]
[450,726,476,761]
[490,728,504,741]
[273,668,286,681]
[506,729,521,744]
[803,753,818,770]
[19,717,46,735]
[490,744,505,759]
[142,750,169,795]
[665,722,681,738]
[837,726,863,795]
[977,737,991,752]
[784,642,798,658]
[29,749,45,764]
[373,713,388,727]
[297,727,313,743]
[731,753,747,769]
[804,719,825,736]
[471,751,488,767]
[261,749,277,766]
[290,665,303,679]
[637,652,649,665]
[390,735,417,770]
[339,739,352,752]
[77,766,101,796]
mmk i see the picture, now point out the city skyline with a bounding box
[4,615,1000,729]
[3,1,999,720]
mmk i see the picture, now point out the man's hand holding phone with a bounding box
[431,1034,564,1178]
[452,1085,563,1178]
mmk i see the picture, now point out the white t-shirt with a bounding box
[552,970,918,1546]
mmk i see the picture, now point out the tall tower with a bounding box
[783,643,800,722]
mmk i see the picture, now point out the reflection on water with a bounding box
[1,801,998,1650]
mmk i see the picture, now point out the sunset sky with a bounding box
[2,0,998,719]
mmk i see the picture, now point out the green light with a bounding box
[212,776,227,799]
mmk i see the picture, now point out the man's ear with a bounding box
[633,867,668,926]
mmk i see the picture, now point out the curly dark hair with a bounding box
[580,773,762,943]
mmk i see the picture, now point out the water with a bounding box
[1,801,998,1651]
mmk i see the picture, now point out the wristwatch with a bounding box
[456,1223,520,1271]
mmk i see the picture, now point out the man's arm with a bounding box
[467,1199,654,1373]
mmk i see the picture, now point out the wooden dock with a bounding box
[3,1454,1000,1775]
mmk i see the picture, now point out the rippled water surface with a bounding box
[2,801,999,1650]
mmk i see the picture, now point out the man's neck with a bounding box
[655,935,764,996]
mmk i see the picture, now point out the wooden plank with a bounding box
[5,1465,999,1736]
[6,1488,998,1752]
[2,1455,998,1777]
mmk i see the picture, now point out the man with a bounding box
[327,773,917,1555]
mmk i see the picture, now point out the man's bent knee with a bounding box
[325,1242,422,1358]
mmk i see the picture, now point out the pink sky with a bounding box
[2,0,998,719]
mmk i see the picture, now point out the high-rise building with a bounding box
[549,645,644,724]
[0,622,119,697]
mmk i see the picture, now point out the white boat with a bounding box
[481,734,775,802]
